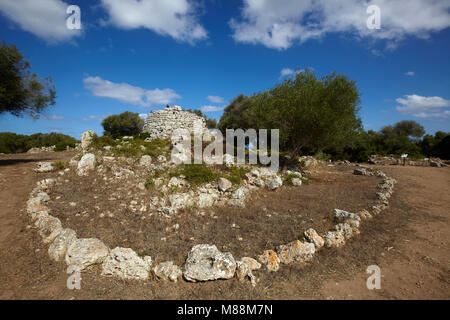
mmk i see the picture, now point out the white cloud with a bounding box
[83,76,181,107]
[405,71,415,76]
[100,0,207,43]
[139,113,148,120]
[82,114,109,121]
[395,94,450,119]
[280,67,304,78]
[44,115,65,121]
[200,105,225,113]
[207,95,225,104]
[230,0,450,50]
[0,0,81,43]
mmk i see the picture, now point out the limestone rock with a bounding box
[101,247,150,280]
[153,261,182,282]
[218,177,232,192]
[77,153,96,176]
[197,193,218,208]
[139,155,152,167]
[241,257,261,271]
[232,187,245,199]
[65,238,109,270]
[304,228,325,249]
[81,130,95,150]
[169,193,194,211]
[48,228,77,261]
[357,209,372,220]
[258,250,280,272]
[236,261,257,286]
[223,154,234,166]
[277,240,315,264]
[266,176,283,190]
[291,178,302,186]
[183,244,236,282]
[323,231,346,248]
[334,223,355,239]
[34,215,62,244]
[35,162,53,173]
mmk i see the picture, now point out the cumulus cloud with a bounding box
[100,0,207,43]
[207,95,225,104]
[0,0,81,42]
[405,71,415,76]
[230,0,450,50]
[280,67,305,78]
[396,94,450,119]
[200,105,225,113]
[83,76,181,107]
[139,113,148,120]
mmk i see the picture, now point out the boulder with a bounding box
[304,228,324,249]
[139,155,152,167]
[232,188,245,199]
[81,130,95,150]
[218,177,232,192]
[34,215,62,244]
[258,250,280,272]
[77,153,96,176]
[266,176,283,190]
[35,162,53,173]
[353,168,367,176]
[169,193,194,211]
[183,244,236,282]
[236,261,257,286]
[197,193,218,208]
[65,238,109,270]
[323,231,346,248]
[153,261,183,282]
[101,247,150,280]
[241,257,261,271]
[277,240,315,264]
[48,228,77,261]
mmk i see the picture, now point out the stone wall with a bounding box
[142,106,207,140]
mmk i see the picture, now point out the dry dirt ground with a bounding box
[0,151,448,300]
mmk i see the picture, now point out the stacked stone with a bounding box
[142,105,207,140]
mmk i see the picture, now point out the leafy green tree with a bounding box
[218,69,362,159]
[0,42,56,118]
[101,111,144,138]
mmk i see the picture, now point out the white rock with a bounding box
[101,247,150,280]
[169,193,194,210]
[35,162,53,173]
[218,177,232,192]
[81,130,95,150]
[304,228,324,249]
[48,228,77,261]
[197,193,218,208]
[65,238,109,270]
[34,215,62,244]
[223,154,234,166]
[139,155,152,167]
[241,257,261,271]
[153,261,182,282]
[232,187,245,199]
[77,153,96,176]
[291,178,302,186]
[183,244,236,282]
[266,176,283,190]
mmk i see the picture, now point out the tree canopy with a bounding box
[218,69,362,157]
[101,111,144,138]
[0,42,56,118]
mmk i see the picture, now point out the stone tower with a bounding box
[142,105,207,140]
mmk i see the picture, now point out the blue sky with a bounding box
[1,0,449,139]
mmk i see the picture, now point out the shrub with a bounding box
[223,166,249,185]
[101,111,144,138]
[52,161,68,170]
[0,132,77,154]
[172,164,218,186]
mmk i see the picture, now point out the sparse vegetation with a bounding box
[171,164,219,186]
[52,161,69,170]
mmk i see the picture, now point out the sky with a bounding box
[0,0,449,139]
